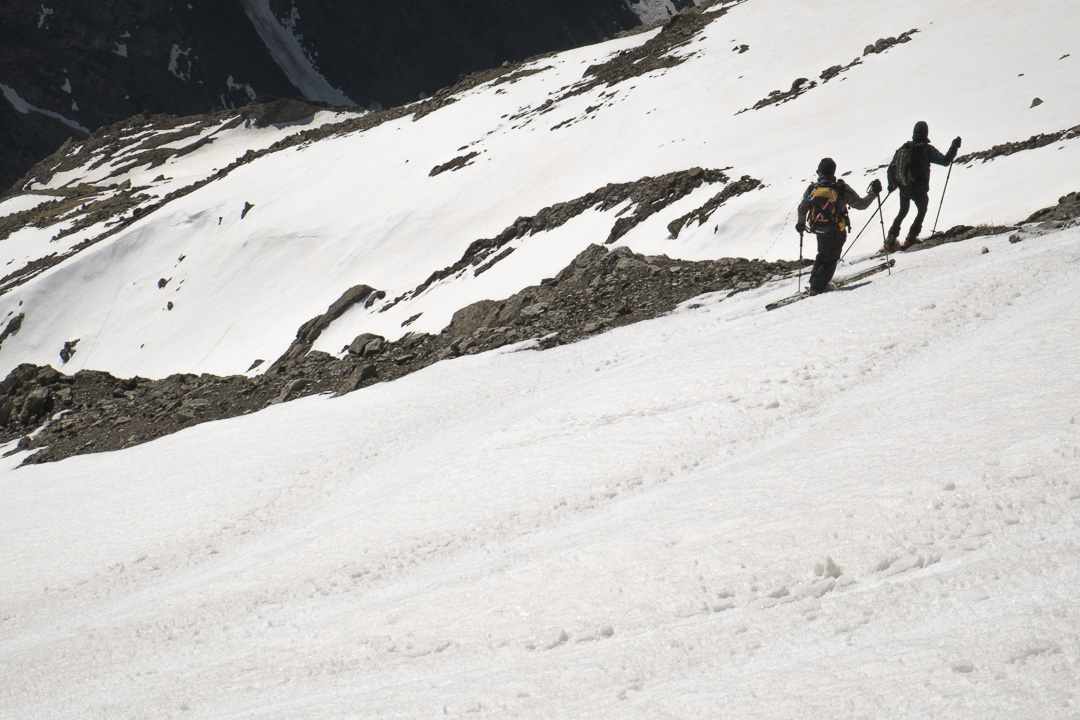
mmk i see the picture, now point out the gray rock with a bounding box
[449,299,501,337]
[60,339,80,364]
[336,364,377,395]
[20,388,53,425]
[36,366,61,385]
[520,303,549,318]
[346,333,385,357]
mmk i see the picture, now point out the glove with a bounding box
[869,178,883,195]
[951,136,962,149]
[795,222,806,234]
[888,182,897,193]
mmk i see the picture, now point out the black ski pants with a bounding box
[809,229,846,293]
[888,190,929,241]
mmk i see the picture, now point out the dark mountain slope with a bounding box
[0,0,644,193]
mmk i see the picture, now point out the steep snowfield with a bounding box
[1,0,1079,716]
[2,224,1078,719]
[0,0,1077,378]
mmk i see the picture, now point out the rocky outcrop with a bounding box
[861,30,919,57]
[0,244,800,465]
[384,166,741,312]
[269,285,385,375]
[1024,191,1080,224]
[561,2,729,101]
[739,29,918,113]
[956,123,1080,165]
[668,175,763,238]
[7,190,1074,466]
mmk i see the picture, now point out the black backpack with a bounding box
[806,180,848,233]
[891,141,919,190]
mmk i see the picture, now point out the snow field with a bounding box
[1,225,1078,718]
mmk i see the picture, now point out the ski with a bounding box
[765,259,895,311]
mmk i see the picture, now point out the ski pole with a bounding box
[842,188,893,260]
[798,230,804,292]
[932,163,954,235]
[875,191,892,273]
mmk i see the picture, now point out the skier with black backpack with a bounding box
[795,157,881,295]
[884,121,961,251]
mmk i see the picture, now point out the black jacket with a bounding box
[888,140,958,193]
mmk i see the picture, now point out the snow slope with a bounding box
[2,222,1078,719]
[1,1,1079,716]
[0,0,1077,379]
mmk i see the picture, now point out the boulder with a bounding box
[336,364,378,395]
[20,387,53,425]
[346,333,385,357]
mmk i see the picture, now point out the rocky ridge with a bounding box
[5,185,1078,466]
[1,243,800,465]
[739,29,918,113]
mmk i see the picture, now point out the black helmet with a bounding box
[816,157,836,177]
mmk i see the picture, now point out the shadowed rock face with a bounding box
[0,0,646,192]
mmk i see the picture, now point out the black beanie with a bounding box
[913,121,929,140]
[817,157,836,177]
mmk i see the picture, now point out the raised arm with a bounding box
[930,136,962,166]
[842,180,878,211]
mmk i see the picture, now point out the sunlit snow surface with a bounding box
[1,0,1079,716]
[2,225,1078,718]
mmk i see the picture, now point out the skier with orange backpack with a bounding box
[795,157,881,295]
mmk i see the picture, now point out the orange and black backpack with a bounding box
[806,180,848,233]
